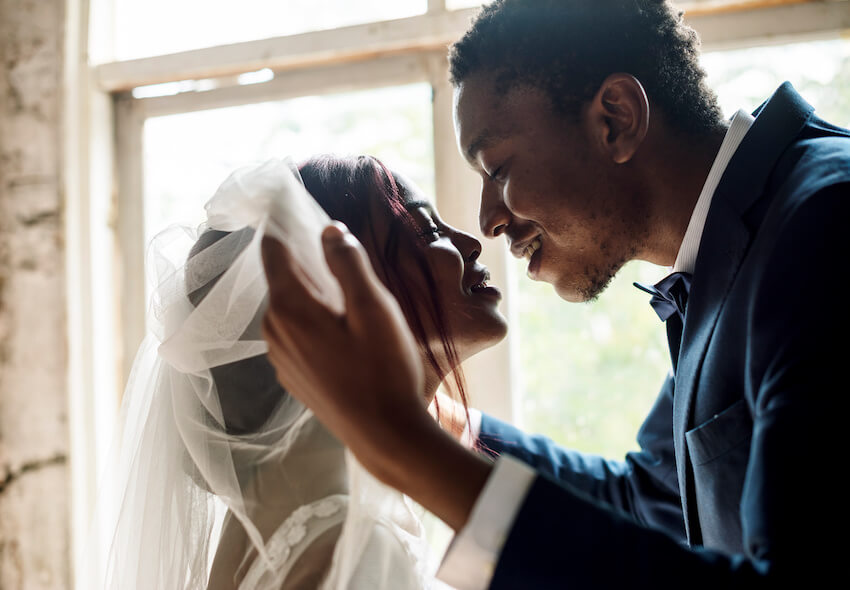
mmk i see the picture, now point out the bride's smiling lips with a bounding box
[465,266,501,298]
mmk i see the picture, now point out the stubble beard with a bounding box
[577,225,646,303]
[577,255,628,303]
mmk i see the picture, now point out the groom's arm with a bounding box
[258,226,776,589]
[436,377,684,589]
[477,376,685,541]
[437,377,684,543]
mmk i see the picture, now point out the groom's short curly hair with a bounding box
[449,0,724,136]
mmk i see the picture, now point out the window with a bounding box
[98,0,850,472]
[703,37,850,127]
[143,84,435,246]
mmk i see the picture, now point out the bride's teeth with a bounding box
[523,238,542,260]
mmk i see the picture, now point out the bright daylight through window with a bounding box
[80,0,850,500]
[138,26,850,459]
[142,33,850,458]
[143,84,435,245]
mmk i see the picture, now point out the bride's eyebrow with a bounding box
[403,199,438,222]
[403,199,433,212]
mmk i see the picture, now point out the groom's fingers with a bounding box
[320,223,388,332]
[261,235,327,325]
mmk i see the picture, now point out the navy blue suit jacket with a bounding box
[479,83,850,587]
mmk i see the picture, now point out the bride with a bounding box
[95,155,507,589]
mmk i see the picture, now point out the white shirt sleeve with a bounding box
[435,454,536,590]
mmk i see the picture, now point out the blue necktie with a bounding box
[634,271,693,321]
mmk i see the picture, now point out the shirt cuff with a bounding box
[436,455,535,590]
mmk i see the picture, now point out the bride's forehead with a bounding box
[389,168,426,199]
[390,175,438,218]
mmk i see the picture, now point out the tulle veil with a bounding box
[85,159,441,589]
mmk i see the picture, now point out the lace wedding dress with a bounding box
[238,492,432,589]
[88,160,446,590]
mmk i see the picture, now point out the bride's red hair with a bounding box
[298,155,471,429]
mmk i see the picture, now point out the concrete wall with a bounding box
[0,0,70,588]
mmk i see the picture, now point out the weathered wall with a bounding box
[0,0,70,588]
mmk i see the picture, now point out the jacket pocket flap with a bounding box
[685,399,752,466]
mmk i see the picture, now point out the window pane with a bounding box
[143,83,434,246]
[702,38,850,127]
[518,37,850,458]
[517,260,670,458]
[113,0,427,61]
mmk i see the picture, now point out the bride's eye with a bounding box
[418,225,442,242]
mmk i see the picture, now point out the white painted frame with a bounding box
[95,1,850,92]
[65,0,119,587]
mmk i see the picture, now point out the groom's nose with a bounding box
[479,179,511,238]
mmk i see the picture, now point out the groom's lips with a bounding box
[509,234,542,259]
[527,243,543,279]
[511,234,543,278]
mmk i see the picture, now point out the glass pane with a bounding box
[702,38,850,128]
[518,37,850,458]
[113,0,427,61]
[143,83,434,246]
[517,260,669,458]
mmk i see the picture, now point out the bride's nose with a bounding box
[454,230,482,263]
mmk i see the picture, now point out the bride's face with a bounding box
[376,173,508,366]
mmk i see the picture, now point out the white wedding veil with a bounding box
[87,159,438,589]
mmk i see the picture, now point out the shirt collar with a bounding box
[672,109,755,274]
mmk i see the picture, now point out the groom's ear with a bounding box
[586,73,650,165]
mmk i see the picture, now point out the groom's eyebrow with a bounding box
[466,128,505,161]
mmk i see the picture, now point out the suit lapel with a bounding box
[671,83,814,544]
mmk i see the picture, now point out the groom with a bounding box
[261,1,850,587]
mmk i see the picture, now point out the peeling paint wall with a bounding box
[0,0,70,588]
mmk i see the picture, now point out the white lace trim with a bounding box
[240,495,346,589]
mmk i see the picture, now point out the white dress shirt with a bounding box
[436,110,756,590]
[674,110,755,274]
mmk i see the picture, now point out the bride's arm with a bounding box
[208,511,251,590]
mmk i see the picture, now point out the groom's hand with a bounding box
[261,224,492,531]
[261,224,424,476]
